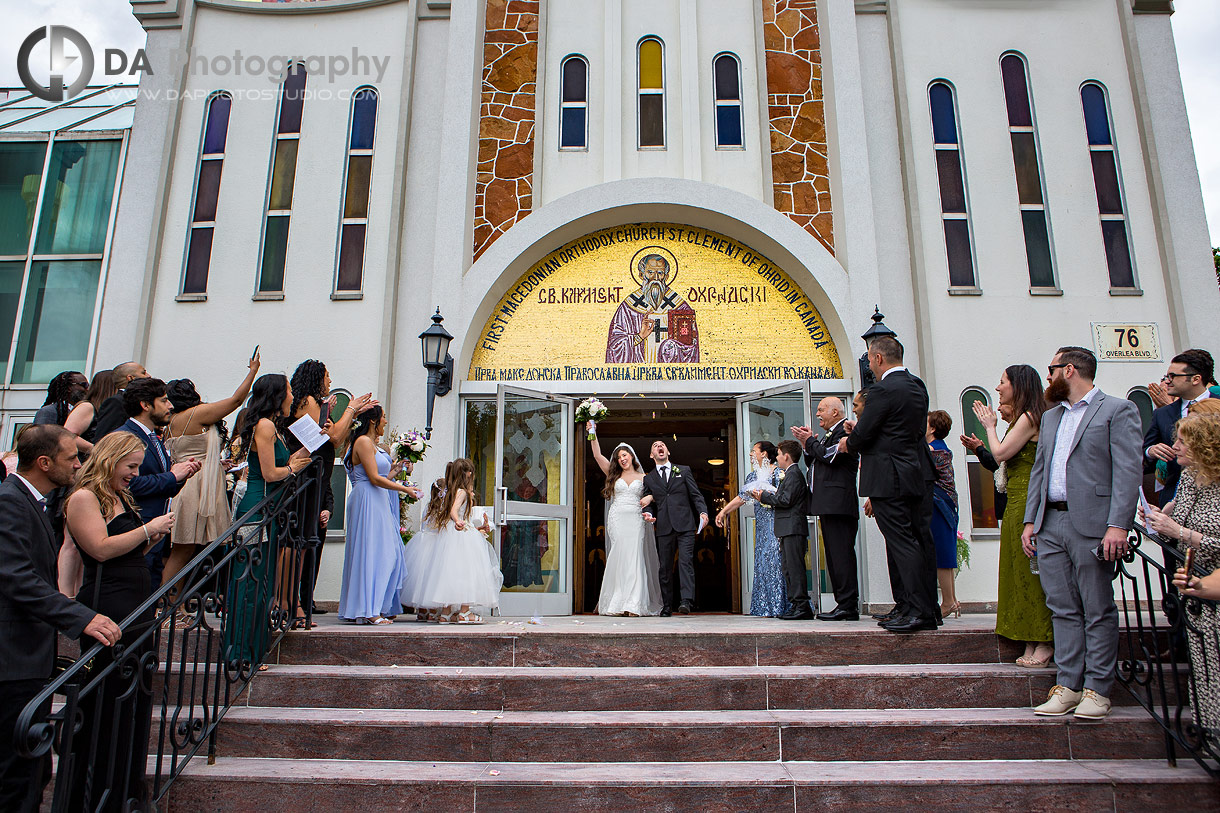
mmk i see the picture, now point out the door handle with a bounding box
[496,486,509,527]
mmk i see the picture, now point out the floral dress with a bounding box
[742,465,786,617]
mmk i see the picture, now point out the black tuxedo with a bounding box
[0,475,94,811]
[1143,399,1192,507]
[641,463,708,608]
[120,420,186,589]
[805,422,860,612]
[759,463,811,612]
[845,369,938,622]
[93,392,129,439]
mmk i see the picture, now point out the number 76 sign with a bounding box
[1091,322,1161,362]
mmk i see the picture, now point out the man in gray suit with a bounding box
[1022,346,1142,721]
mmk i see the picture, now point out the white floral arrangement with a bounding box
[575,397,609,440]
[389,428,428,465]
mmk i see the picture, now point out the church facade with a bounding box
[77,0,1215,610]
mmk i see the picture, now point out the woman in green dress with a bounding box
[225,374,311,669]
[974,364,1054,668]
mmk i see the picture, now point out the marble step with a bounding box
[215,706,1165,763]
[166,757,1215,812]
[272,625,1028,668]
[241,663,1139,712]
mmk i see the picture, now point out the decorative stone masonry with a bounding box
[473,0,539,261]
[764,0,833,253]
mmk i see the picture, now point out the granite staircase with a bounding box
[166,616,1216,812]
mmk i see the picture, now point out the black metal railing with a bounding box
[16,461,324,811]
[1116,523,1219,778]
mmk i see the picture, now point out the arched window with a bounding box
[1000,53,1056,290]
[257,63,306,296]
[1081,82,1136,291]
[637,38,665,149]
[181,92,231,297]
[335,88,377,296]
[559,56,588,150]
[713,53,743,149]
[928,82,976,288]
[961,387,998,529]
[1128,387,1155,435]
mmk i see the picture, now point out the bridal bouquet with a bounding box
[575,398,609,440]
[389,428,428,466]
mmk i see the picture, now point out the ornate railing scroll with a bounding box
[15,461,325,811]
[1115,522,1219,778]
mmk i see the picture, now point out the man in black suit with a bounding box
[840,336,938,633]
[753,439,813,620]
[92,361,149,439]
[640,440,708,616]
[793,396,860,621]
[119,378,200,589]
[1144,349,1214,507]
[0,426,121,812]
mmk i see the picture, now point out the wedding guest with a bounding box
[406,459,501,624]
[753,439,812,620]
[65,370,120,451]
[1024,346,1142,720]
[973,365,1053,668]
[228,375,311,662]
[337,406,418,625]
[287,360,375,616]
[794,397,861,621]
[1141,412,1220,747]
[841,337,938,633]
[1144,349,1215,506]
[93,362,150,438]
[0,426,116,813]
[926,410,960,619]
[119,377,201,589]
[64,432,175,812]
[33,371,87,426]
[716,441,785,617]
[852,389,867,417]
[0,425,31,482]
[160,354,261,597]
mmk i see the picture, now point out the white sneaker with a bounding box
[1034,685,1083,716]
[1073,689,1112,720]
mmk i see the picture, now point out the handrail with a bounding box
[1116,522,1219,778]
[15,460,325,810]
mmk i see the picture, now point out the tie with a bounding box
[153,433,170,470]
[38,497,47,512]
[661,466,669,481]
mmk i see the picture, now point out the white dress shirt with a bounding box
[11,472,48,505]
[1047,387,1099,503]
[1180,389,1211,419]
[658,463,671,481]
[880,366,907,380]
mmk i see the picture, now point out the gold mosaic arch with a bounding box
[469,223,843,383]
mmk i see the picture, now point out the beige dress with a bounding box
[166,423,228,547]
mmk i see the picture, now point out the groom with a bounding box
[640,440,708,616]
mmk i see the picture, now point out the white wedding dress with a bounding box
[598,479,663,616]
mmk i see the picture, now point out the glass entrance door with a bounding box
[735,382,833,614]
[493,385,576,616]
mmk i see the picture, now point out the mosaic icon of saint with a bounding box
[605,250,699,364]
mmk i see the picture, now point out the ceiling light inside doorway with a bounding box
[708,458,725,466]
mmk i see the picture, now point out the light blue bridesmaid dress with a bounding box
[338,447,409,620]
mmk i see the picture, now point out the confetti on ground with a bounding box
[489,770,501,776]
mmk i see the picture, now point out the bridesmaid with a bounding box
[716,441,786,617]
[65,432,175,810]
[338,405,419,624]
[974,364,1053,668]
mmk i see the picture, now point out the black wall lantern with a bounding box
[419,307,454,439]
[858,306,896,391]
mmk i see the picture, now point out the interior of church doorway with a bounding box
[574,400,740,614]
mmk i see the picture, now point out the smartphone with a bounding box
[1183,546,1196,575]
[251,344,260,360]
[1092,543,1107,561]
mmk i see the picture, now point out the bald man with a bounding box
[791,396,860,620]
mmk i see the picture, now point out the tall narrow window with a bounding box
[335,88,377,295]
[637,38,665,149]
[559,56,588,150]
[928,82,976,288]
[182,92,232,296]
[1081,82,1136,290]
[961,387,998,529]
[258,63,306,295]
[1000,54,1056,290]
[713,53,743,149]
[1128,387,1154,434]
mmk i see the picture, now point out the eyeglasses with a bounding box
[1162,372,1196,382]
[1047,363,1070,375]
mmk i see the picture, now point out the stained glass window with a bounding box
[1000,54,1056,290]
[335,88,377,295]
[928,82,975,288]
[638,38,665,148]
[258,64,306,294]
[961,388,998,529]
[1081,82,1136,290]
[182,93,232,296]
[714,54,743,148]
[560,56,588,150]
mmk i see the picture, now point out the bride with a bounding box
[588,423,662,617]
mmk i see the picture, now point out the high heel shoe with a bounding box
[939,601,961,619]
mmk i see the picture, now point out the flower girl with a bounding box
[401,459,502,624]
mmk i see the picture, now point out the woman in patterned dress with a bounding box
[1142,411,1220,751]
[716,441,786,617]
